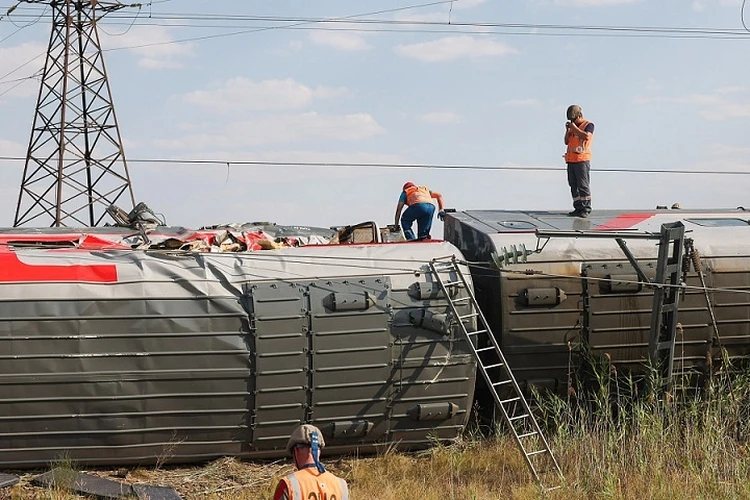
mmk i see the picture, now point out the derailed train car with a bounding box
[445,208,750,394]
[0,223,476,468]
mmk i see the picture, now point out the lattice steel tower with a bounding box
[14,0,135,227]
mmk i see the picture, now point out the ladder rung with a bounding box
[518,431,538,439]
[452,297,471,303]
[475,346,495,353]
[484,362,504,369]
[536,468,558,475]
[492,380,512,387]
[500,396,520,404]
[459,312,479,320]
[526,449,549,457]
[467,329,488,336]
[509,413,529,421]
[443,281,463,288]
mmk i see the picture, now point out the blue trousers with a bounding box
[401,202,435,240]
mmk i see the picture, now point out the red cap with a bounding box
[402,181,415,190]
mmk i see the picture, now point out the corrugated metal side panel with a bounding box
[248,283,307,451]
[309,278,391,444]
[388,266,475,446]
[501,273,582,392]
[0,295,251,468]
[706,260,750,358]
[585,262,712,372]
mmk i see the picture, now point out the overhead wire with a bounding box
[0,70,38,97]
[5,9,750,38]
[1,156,748,176]
[96,1,142,37]
[0,50,44,83]
[96,1,459,52]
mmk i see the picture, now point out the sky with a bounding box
[0,0,749,234]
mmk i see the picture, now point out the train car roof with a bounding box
[451,208,750,234]
[447,208,750,262]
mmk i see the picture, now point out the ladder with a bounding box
[429,257,563,492]
[648,222,685,382]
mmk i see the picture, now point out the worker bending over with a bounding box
[273,424,349,500]
[394,181,445,241]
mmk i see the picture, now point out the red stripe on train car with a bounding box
[0,250,118,282]
[595,213,654,230]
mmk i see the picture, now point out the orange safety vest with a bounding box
[405,185,433,206]
[565,119,593,163]
[279,468,349,500]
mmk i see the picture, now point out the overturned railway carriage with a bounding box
[0,226,476,468]
[445,209,750,394]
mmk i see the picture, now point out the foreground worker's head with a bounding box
[402,181,416,191]
[287,424,327,472]
[566,104,583,122]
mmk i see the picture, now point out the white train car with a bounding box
[0,223,476,468]
[445,208,750,394]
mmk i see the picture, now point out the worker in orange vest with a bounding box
[394,181,445,240]
[564,104,595,218]
[273,424,349,500]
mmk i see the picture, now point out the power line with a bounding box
[0,72,37,97]
[1,155,749,176]
[5,8,750,42]
[8,12,749,36]
[98,1,460,52]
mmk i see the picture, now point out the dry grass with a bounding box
[5,364,750,499]
[4,427,750,500]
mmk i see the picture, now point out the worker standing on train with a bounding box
[394,181,445,240]
[564,104,595,218]
[273,424,349,500]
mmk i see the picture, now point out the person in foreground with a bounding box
[563,104,595,218]
[273,424,349,500]
[394,181,445,240]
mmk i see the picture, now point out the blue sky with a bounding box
[0,0,749,231]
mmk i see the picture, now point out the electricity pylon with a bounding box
[14,0,136,228]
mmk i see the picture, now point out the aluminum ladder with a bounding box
[429,257,564,492]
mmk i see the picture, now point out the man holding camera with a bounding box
[563,104,595,218]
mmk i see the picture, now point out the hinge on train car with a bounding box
[601,274,642,293]
[408,309,449,335]
[407,402,459,422]
[521,287,567,307]
[326,291,373,311]
[327,420,373,439]
[408,281,458,300]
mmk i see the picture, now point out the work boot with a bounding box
[567,210,580,217]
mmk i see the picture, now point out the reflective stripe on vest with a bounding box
[339,478,350,500]
[565,119,592,163]
[405,186,432,206]
[286,474,302,500]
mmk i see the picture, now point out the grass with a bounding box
[6,357,750,499]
